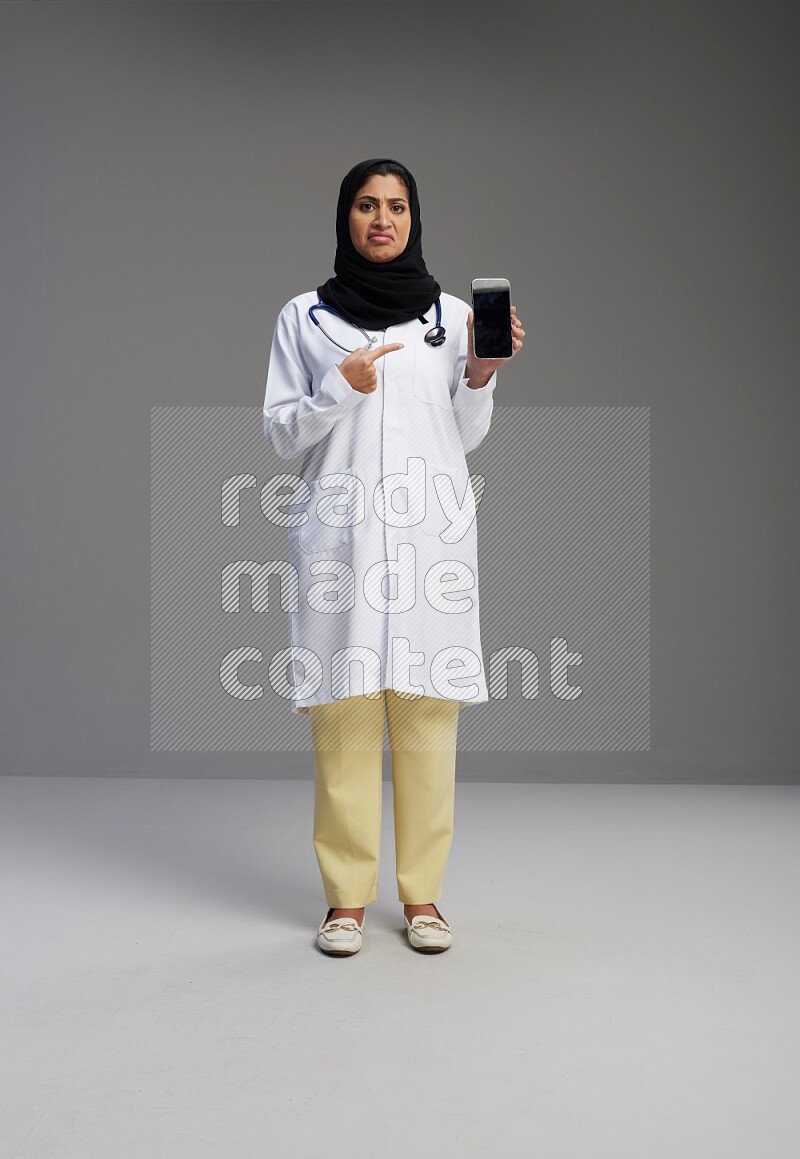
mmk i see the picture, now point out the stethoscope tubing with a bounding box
[308,299,446,353]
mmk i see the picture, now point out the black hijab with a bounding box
[316,157,441,330]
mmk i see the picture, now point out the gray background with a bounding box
[2,0,798,781]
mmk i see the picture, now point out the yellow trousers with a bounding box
[308,689,461,908]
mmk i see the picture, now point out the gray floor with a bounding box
[1,777,798,1158]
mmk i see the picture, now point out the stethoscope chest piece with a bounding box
[424,325,446,347]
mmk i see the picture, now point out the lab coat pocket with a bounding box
[413,341,454,410]
[421,463,478,543]
[298,466,359,554]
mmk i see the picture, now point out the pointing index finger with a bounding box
[367,342,405,361]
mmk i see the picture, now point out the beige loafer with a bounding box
[404,904,452,953]
[317,908,364,956]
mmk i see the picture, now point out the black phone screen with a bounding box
[473,288,512,359]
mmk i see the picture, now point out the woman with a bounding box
[262,157,524,955]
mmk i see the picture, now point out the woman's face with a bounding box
[348,174,411,262]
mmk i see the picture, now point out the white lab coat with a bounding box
[262,289,498,714]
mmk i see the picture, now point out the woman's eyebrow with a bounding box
[357,195,408,204]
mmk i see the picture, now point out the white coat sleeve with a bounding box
[449,312,499,455]
[262,305,365,460]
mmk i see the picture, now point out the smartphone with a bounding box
[471,278,512,359]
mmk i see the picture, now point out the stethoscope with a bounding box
[308,298,446,353]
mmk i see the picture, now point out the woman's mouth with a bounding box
[369,233,392,242]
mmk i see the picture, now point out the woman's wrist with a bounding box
[464,368,493,389]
